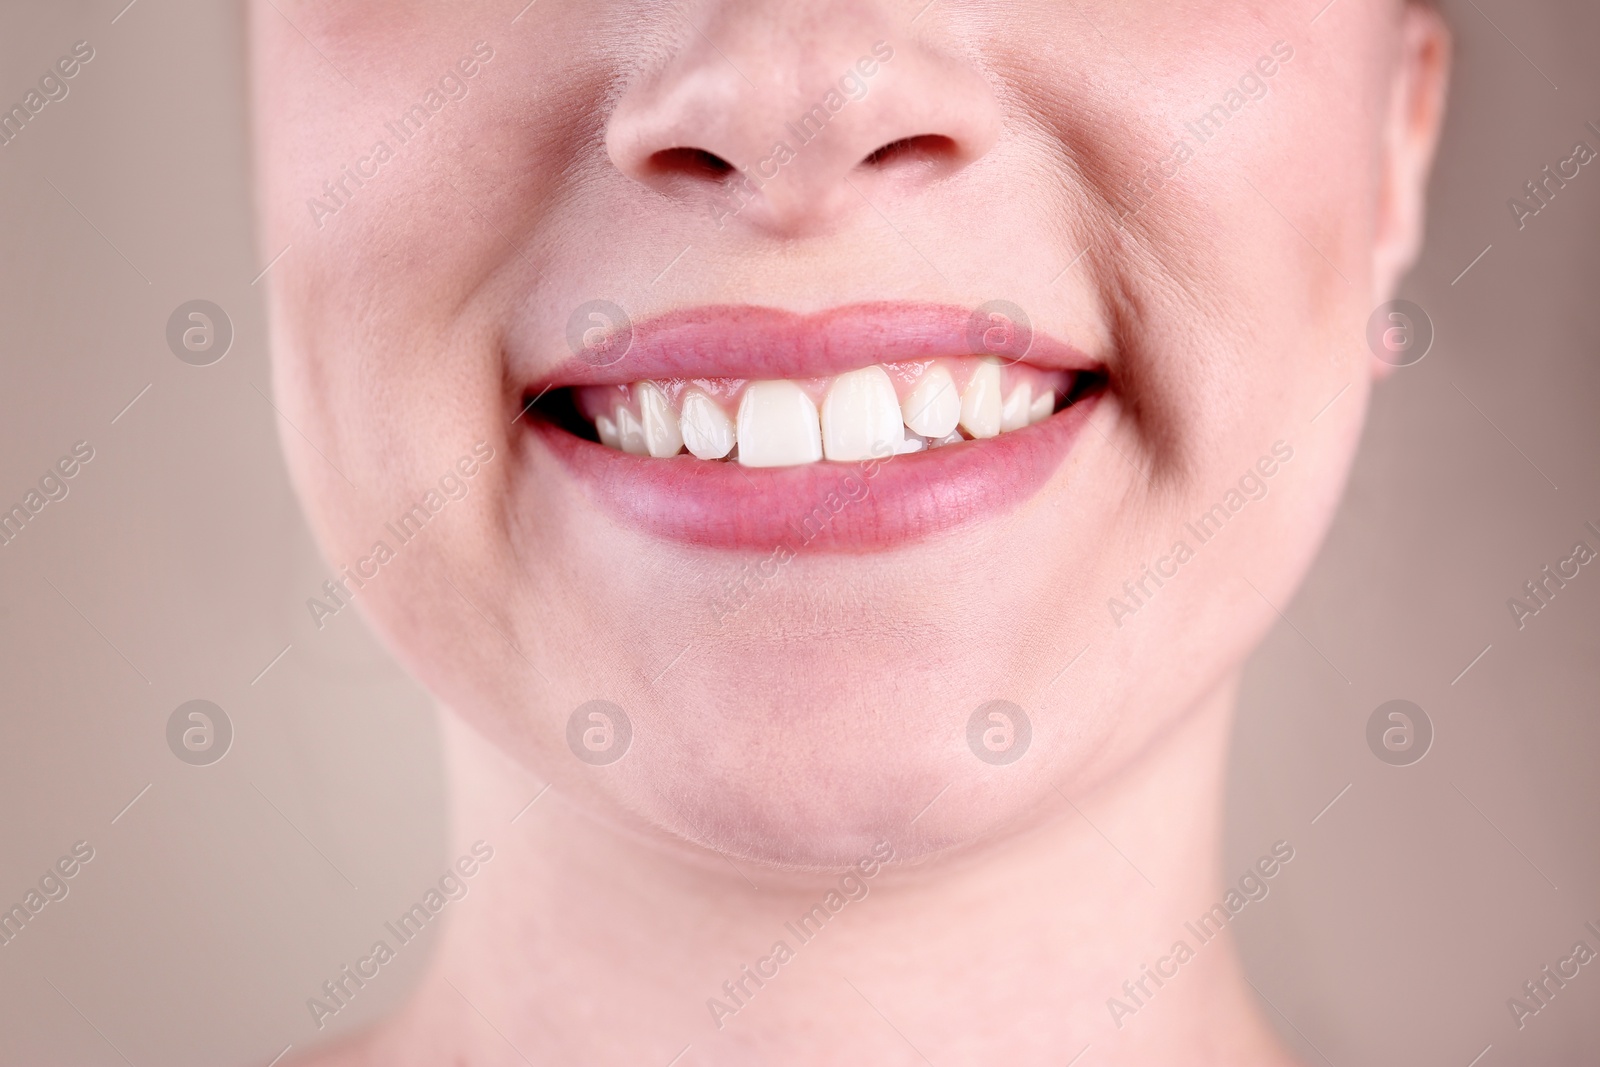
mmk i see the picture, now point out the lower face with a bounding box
[254,0,1392,867]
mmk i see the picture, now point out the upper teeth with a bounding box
[637,381,683,458]
[679,387,736,460]
[959,359,1003,439]
[902,364,960,439]
[577,359,1067,467]
[737,380,824,467]
[820,366,903,463]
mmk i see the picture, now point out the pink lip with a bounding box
[518,302,1107,551]
[523,301,1101,388]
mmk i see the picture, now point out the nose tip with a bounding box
[605,20,1000,236]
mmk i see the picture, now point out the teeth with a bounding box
[822,366,903,462]
[959,360,1002,439]
[615,405,649,455]
[1029,389,1054,424]
[1000,382,1033,433]
[901,364,961,439]
[581,360,1077,464]
[679,387,736,460]
[595,413,621,450]
[636,381,683,457]
[736,380,823,467]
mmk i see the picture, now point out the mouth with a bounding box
[518,302,1107,550]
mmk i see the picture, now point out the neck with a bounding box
[336,679,1298,1067]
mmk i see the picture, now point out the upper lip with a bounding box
[522,301,1104,391]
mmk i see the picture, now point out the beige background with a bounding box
[0,1,1595,1064]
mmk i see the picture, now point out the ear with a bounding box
[1370,4,1452,308]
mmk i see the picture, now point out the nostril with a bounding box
[859,134,960,170]
[646,146,737,183]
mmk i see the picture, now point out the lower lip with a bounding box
[529,392,1102,551]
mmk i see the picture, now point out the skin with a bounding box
[250,0,1449,1063]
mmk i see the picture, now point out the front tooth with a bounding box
[902,364,960,439]
[615,405,649,455]
[959,360,1002,439]
[679,388,735,460]
[1000,381,1033,432]
[1029,390,1055,424]
[822,366,902,462]
[635,381,683,457]
[595,413,621,450]
[736,380,822,467]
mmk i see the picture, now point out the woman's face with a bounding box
[252,0,1441,867]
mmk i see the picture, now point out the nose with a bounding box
[605,2,1001,237]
